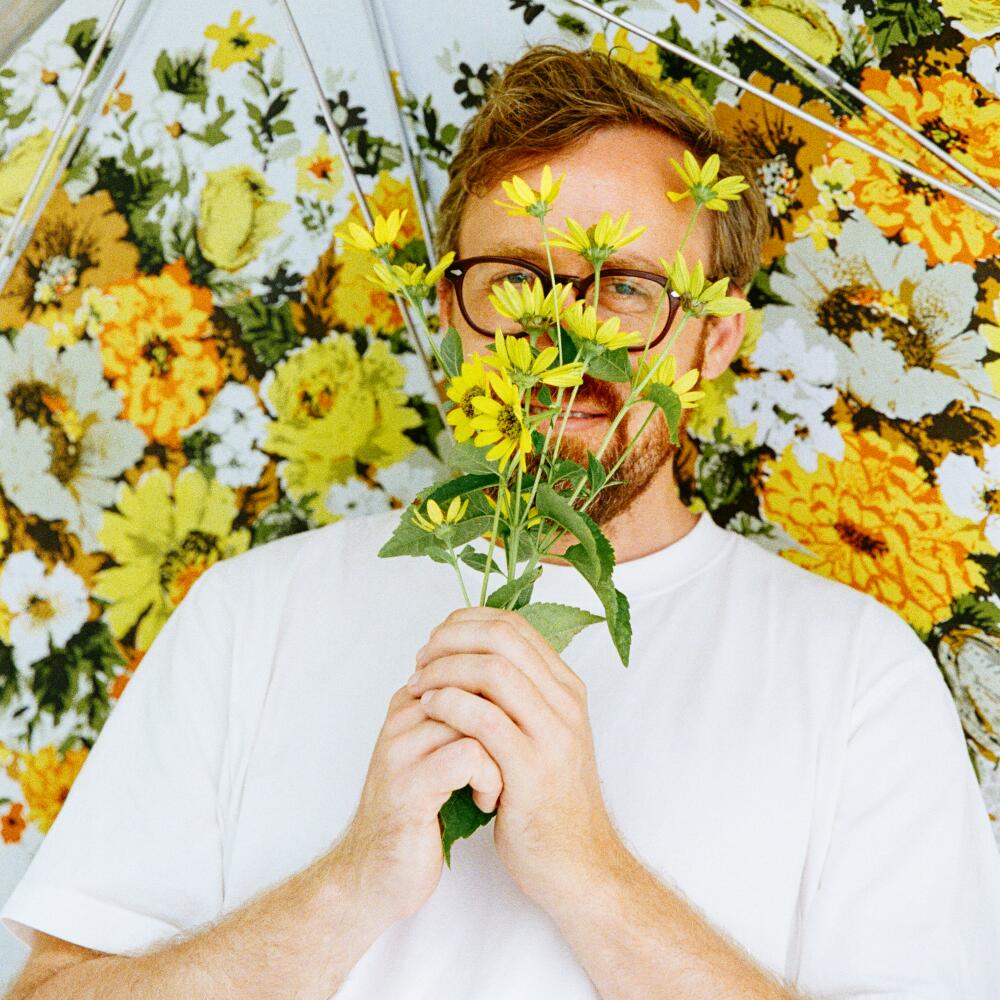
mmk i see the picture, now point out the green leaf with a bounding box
[608,589,632,667]
[378,510,492,558]
[585,348,632,383]
[439,784,495,867]
[486,566,542,610]
[548,457,588,490]
[587,453,607,493]
[445,439,497,475]
[535,484,599,578]
[422,474,496,506]
[516,603,604,653]
[457,546,502,576]
[225,298,301,366]
[646,383,683,444]
[440,327,464,378]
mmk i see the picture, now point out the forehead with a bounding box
[455,124,713,267]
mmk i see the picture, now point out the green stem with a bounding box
[479,481,505,607]
[447,551,473,607]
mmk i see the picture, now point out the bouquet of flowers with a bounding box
[338,152,750,863]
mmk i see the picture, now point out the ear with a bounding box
[437,279,453,331]
[700,307,746,380]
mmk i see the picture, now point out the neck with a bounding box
[542,461,699,565]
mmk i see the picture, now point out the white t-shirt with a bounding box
[3,512,1000,997]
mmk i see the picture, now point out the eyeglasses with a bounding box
[443,256,683,353]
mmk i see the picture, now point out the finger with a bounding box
[393,717,464,763]
[419,686,528,775]
[414,736,503,814]
[437,607,584,695]
[409,652,558,741]
[417,616,577,719]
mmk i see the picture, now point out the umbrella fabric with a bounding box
[0,0,998,975]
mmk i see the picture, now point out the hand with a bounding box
[408,607,621,915]
[334,682,503,928]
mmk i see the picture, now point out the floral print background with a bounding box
[1,0,999,969]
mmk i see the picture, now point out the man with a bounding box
[3,45,1000,1000]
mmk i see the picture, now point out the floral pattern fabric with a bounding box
[0,0,998,951]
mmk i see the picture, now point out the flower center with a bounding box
[816,283,936,369]
[496,403,522,440]
[159,530,223,607]
[920,116,967,154]
[40,68,59,86]
[983,487,1000,519]
[460,385,486,418]
[834,519,889,558]
[296,382,336,419]
[308,156,335,180]
[33,254,81,306]
[26,595,56,622]
[142,334,177,375]
[166,121,184,139]
[6,381,84,483]
[229,33,251,51]
[758,153,798,217]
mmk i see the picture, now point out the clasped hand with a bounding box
[407,607,620,911]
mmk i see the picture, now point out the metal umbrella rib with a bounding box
[562,0,1000,222]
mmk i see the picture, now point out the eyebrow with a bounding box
[486,242,663,274]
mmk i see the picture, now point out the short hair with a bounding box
[434,44,767,289]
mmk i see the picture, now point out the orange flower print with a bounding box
[2,802,26,844]
[832,70,1000,266]
[100,259,225,446]
[5,744,88,834]
[762,429,987,635]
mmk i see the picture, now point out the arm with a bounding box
[6,843,388,1000]
[545,839,808,1000]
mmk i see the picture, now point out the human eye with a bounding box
[600,276,655,311]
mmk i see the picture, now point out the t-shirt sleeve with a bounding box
[1,568,233,956]
[791,607,1000,999]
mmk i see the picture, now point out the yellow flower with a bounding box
[412,496,469,532]
[744,0,843,65]
[369,252,455,297]
[762,429,987,635]
[446,356,493,442]
[667,150,749,211]
[197,165,289,271]
[263,336,420,520]
[561,301,644,350]
[470,371,533,473]
[547,212,646,265]
[94,469,250,649]
[337,208,409,255]
[812,158,855,212]
[638,354,705,409]
[661,251,751,318]
[938,0,1000,38]
[0,129,64,217]
[793,205,843,252]
[204,10,275,71]
[6,744,88,834]
[494,165,563,218]
[296,133,343,202]
[486,331,585,388]
[489,279,572,329]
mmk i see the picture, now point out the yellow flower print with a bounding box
[198,165,289,272]
[204,10,275,71]
[938,0,1000,39]
[762,429,987,635]
[744,0,843,64]
[0,130,63,217]
[296,134,343,202]
[4,744,88,834]
[94,469,250,649]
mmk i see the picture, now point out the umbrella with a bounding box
[0,1,999,976]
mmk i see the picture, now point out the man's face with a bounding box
[439,125,740,523]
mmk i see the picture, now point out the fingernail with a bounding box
[421,690,434,705]
[406,671,421,691]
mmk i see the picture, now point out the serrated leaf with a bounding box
[440,327,464,378]
[585,347,632,383]
[377,510,447,558]
[608,588,631,667]
[587,452,607,492]
[439,784,495,867]
[445,439,497,475]
[516,602,603,653]
[486,566,542,610]
[548,457,588,490]
[646,383,682,444]
[457,546,502,575]
[421,473,496,506]
[535,484,598,578]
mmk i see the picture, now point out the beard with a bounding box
[528,375,676,525]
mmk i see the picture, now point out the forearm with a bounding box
[17,846,389,1000]
[549,842,807,1000]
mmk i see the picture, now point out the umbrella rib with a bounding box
[362,0,439,267]
[277,0,451,433]
[0,0,142,292]
[561,0,1000,222]
[706,0,1000,210]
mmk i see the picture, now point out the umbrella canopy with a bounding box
[0,0,999,970]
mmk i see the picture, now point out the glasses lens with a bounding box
[587,274,672,343]
[460,261,543,334]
